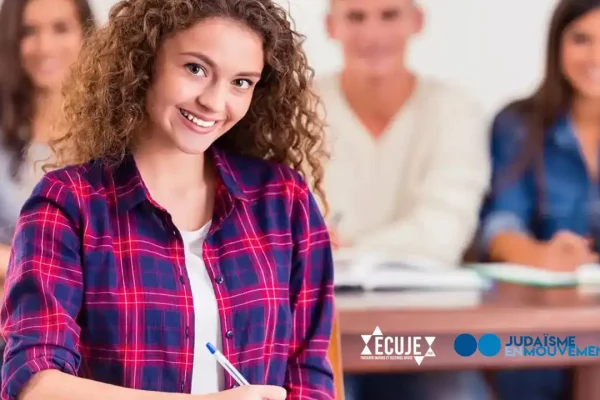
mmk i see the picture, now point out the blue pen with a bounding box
[206,342,250,386]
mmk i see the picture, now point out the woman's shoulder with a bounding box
[489,101,533,150]
[213,147,311,202]
[31,158,110,199]
[0,142,14,179]
[492,100,531,133]
[0,144,23,233]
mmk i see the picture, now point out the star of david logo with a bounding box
[361,326,436,365]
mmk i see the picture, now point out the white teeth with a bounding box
[180,109,216,128]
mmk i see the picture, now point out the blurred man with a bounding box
[318,0,489,264]
[315,0,491,399]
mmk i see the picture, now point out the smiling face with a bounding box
[560,7,600,101]
[144,17,265,155]
[20,0,85,93]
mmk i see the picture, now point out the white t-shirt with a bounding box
[0,142,50,244]
[181,223,224,394]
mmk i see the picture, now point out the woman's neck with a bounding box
[133,138,216,231]
[572,96,600,134]
[32,89,63,144]
[134,141,210,193]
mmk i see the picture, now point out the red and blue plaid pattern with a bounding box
[0,146,335,400]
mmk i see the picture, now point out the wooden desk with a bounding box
[337,284,600,399]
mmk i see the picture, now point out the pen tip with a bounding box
[206,342,216,354]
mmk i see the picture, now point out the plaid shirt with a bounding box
[0,146,335,400]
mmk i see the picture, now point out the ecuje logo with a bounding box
[361,326,436,366]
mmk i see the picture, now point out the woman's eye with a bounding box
[233,79,253,89]
[185,63,206,76]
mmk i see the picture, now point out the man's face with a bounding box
[327,0,421,78]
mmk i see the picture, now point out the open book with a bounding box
[333,249,491,291]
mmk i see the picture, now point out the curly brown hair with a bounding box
[56,0,328,209]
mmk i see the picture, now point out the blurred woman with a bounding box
[0,0,95,274]
[481,0,600,398]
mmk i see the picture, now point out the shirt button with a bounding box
[185,326,189,338]
[172,229,178,236]
[215,276,224,284]
[179,276,185,284]
[226,330,233,339]
[180,382,185,392]
[230,383,238,389]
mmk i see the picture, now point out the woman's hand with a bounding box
[535,231,599,271]
[203,385,286,400]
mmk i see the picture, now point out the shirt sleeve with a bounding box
[1,176,84,400]
[479,110,536,254]
[285,176,335,400]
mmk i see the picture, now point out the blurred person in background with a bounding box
[481,0,600,398]
[315,0,491,399]
[316,0,490,265]
[0,0,96,275]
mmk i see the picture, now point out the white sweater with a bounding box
[315,74,490,265]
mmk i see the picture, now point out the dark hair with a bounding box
[0,0,96,178]
[54,0,328,208]
[501,0,600,184]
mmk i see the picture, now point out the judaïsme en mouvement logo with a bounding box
[361,326,436,366]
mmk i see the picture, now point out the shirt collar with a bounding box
[549,113,577,149]
[209,145,251,203]
[113,145,252,213]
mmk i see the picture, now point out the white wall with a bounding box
[278,0,560,117]
[8,0,554,116]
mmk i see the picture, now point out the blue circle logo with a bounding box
[478,333,502,357]
[454,333,477,357]
[454,333,501,357]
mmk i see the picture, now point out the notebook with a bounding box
[333,249,491,291]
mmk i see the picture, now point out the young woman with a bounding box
[481,0,600,398]
[0,0,95,275]
[0,1,335,400]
